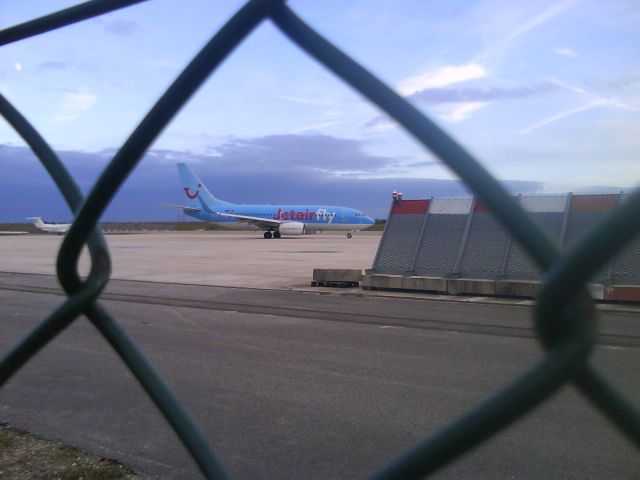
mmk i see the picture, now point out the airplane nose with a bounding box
[366,216,375,224]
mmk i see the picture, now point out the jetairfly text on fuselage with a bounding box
[272,208,336,222]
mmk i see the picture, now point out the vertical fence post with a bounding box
[559,192,572,248]
[499,194,520,278]
[368,199,395,273]
[407,197,433,276]
[452,196,476,277]
[605,191,625,284]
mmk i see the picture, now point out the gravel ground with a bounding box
[0,423,143,480]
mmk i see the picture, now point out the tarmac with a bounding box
[1,271,639,479]
[1,230,638,312]
[0,231,380,290]
[1,230,639,479]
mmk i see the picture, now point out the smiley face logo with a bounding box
[184,184,202,199]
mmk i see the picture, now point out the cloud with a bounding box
[518,100,608,134]
[53,88,97,123]
[209,134,394,174]
[404,161,439,168]
[290,120,345,134]
[38,61,72,70]
[476,0,577,62]
[380,3,576,128]
[397,64,487,96]
[361,116,397,134]
[591,74,640,91]
[440,102,491,122]
[100,19,140,36]
[276,95,334,106]
[554,47,576,57]
[362,64,492,128]
[409,81,558,104]
[0,142,543,222]
[14,63,22,71]
[519,79,640,134]
[506,1,575,41]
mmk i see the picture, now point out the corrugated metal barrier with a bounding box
[1,1,639,478]
[370,193,640,301]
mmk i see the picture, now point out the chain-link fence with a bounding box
[1,1,639,478]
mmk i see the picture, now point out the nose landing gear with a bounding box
[347,232,353,238]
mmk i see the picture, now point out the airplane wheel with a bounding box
[273,231,281,239]
[347,233,352,238]
[264,231,272,239]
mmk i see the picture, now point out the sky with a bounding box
[0,0,638,221]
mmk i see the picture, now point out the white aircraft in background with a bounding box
[27,217,71,234]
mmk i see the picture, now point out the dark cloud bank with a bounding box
[365,81,561,127]
[0,134,543,222]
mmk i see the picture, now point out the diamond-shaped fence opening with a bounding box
[1,1,639,479]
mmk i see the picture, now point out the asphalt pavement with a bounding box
[1,272,638,479]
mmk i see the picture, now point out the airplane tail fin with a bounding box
[26,217,45,228]
[177,163,231,210]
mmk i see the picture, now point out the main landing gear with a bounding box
[263,231,281,239]
[347,233,353,239]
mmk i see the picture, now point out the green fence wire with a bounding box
[1,1,638,478]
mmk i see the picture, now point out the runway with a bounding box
[0,231,381,289]
[0,232,639,479]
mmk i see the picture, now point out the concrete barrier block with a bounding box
[401,276,448,293]
[587,283,604,300]
[362,274,403,290]
[496,280,539,298]
[313,269,362,282]
[448,278,496,296]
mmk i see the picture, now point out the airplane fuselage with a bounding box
[186,204,372,231]
[27,217,70,234]
[172,163,375,238]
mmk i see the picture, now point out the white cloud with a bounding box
[397,64,487,96]
[14,63,22,71]
[364,120,397,134]
[518,100,608,134]
[53,88,97,123]
[475,0,577,62]
[551,78,639,112]
[440,101,491,122]
[277,95,334,106]
[290,120,345,134]
[549,78,588,95]
[554,47,576,57]
[520,79,640,134]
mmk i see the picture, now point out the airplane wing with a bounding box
[214,211,282,228]
[194,197,282,228]
[163,203,201,212]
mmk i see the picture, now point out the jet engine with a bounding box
[279,221,305,236]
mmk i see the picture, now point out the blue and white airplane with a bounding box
[166,163,375,238]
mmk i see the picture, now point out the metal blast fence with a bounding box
[1,1,639,478]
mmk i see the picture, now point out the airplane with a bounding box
[27,217,71,234]
[166,163,375,238]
